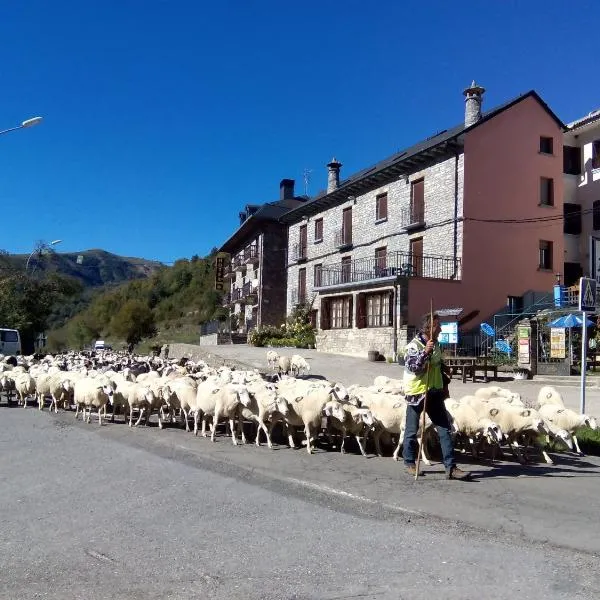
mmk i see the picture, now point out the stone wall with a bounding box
[316,327,396,359]
[286,153,464,324]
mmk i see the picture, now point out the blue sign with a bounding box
[554,285,566,308]
[579,277,597,312]
[480,322,495,336]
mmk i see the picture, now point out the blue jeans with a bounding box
[403,389,455,470]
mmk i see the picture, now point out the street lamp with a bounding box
[26,239,62,273]
[0,116,43,137]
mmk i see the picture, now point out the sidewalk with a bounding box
[180,343,600,416]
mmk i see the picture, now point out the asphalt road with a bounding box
[1,403,599,600]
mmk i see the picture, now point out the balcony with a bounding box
[400,205,425,230]
[315,250,461,289]
[244,244,259,265]
[290,243,308,263]
[232,254,246,273]
[223,263,235,279]
[290,288,307,306]
[241,281,258,305]
[334,228,353,250]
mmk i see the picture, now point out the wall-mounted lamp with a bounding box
[348,195,356,204]
[301,215,309,221]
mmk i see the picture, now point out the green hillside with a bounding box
[48,253,223,352]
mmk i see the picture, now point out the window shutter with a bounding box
[321,299,330,330]
[388,290,394,326]
[357,294,367,329]
[348,295,354,328]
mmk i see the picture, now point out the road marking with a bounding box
[283,477,424,516]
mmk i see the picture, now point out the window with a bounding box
[539,240,553,270]
[594,201,600,231]
[375,193,388,222]
[330,296,352,329]
[410,179,425,223]
[357,292,393,328]
[314,218,323,243]
[539,136,553,154]
[540,177,554,206]
[563,203,582,235]
[563,145,581,175]
[340,207,352,246]
[341,256,352,283]
[593,140,600,170]
[298,224,307,259]
[297,268,306,304]
[0,330,18,342]
[314,263,322,288]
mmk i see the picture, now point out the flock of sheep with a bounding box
[0,349,597,468]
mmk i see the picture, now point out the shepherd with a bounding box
[402,309,471,480]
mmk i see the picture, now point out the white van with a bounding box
[94,340,106,351]
[0,328,22,355]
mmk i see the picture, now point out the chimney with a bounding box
[280,179,295,200]
[327,157,342,193]
[463,81,485,128]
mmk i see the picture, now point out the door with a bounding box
[409,237,423,277]
[299,224,307,259]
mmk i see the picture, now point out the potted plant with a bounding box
[512,366,530,380]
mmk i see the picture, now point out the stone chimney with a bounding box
[463,81,485,128]
[280,179,295,200]
[327,157,342,193]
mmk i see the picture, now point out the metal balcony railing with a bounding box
[400,205,425,228]
[241,281,258,304]
[334,228,353,248]
[223,263,234,279]
[222,292,232,307]
[232,254,246,271]
[244,244,259,264]
[316,250,461,288]
[231,287,244,302]
[290,243,308,263]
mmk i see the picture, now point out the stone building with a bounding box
[219,179,307,335]
[281,83,566,357]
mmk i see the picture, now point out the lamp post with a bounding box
[26,239,62,273]
[0,116,43,137]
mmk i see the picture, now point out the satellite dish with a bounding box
[480,322,495,336]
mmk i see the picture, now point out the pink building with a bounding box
[282,83,567,357]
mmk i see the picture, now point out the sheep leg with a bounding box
[510,440,526,464]
[573,435,584,456]
[286,424,297,449]
[261,422,273,449]
[392,436,403,461]
[229,418,238,445]
[417,437,432,466]
[304,423,313,454]
[373,429,383,457]
[238,419,247,444]
[134,408,145,427]
[98,406,103,426]
[38,394,43,410]
[355,434,368,457]
[542,449,554,464]
[193,411,200,436]
[182,408,190,432]
[340,427,347,454]
[211,412,219,442]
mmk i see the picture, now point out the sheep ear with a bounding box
[212,388,221,394]
[557,408,565,413]
[489,408,499,417]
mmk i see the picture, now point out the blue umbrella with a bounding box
[548,314,595,328]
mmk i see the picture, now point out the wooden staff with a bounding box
[415,299,434,481]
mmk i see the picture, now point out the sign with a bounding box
[550,327,566,359]
[517,325,530,364]
[578,277,597,312]
[214,252,229,292]
[439,322,458,345]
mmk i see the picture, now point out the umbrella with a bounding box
[548,314,595,328]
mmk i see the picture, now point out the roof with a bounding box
[279,90,564,224]
[565,108,600,132]
[219,198,306,253]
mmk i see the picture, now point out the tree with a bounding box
[110,300,156,346]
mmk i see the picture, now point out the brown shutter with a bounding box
[321,299,330,329]
[357,293,367,329]
[388,290,394,326]
[348,295,354,328]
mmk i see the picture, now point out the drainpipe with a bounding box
[393,283,398,360]
[453,151,459,279]
[257,233,264,328]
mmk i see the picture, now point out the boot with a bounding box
[446,466,471,480]
[406,464,424,477]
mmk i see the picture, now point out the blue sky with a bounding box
[1,0,599,264]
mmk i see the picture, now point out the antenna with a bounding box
[303,168,312,196]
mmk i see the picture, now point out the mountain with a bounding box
[12,249,162,288]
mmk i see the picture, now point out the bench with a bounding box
[445,357,498,383]
[459,363,498,383]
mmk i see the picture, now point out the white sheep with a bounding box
[536,386,565,409]
[73,378,114,425]
[239,381,280,448]
[266,350,280,370]
[277,355,291,376]
[329,404,374,456]
[290,354,311,377]
[539,404,597,455]
[13,373,36,408]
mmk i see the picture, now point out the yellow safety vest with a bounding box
[403,337,443,395]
